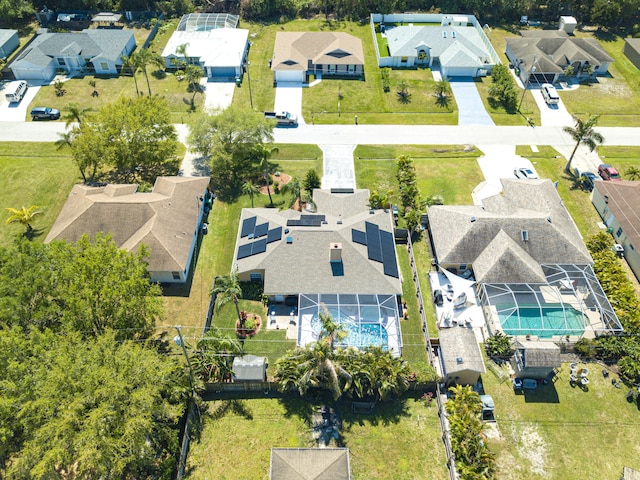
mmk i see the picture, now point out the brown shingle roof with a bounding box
[45,176,210,275]
[593,180,640,251]
[272,32,364,71]
[516,339,561,368]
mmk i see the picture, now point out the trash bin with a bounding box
[235,77,241,87]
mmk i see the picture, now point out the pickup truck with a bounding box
[264,111,298,126]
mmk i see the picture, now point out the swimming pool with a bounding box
[498,304,586,338]
[309,313,389,350]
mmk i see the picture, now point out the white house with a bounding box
[10,29,135,82]
[0,29,19,59]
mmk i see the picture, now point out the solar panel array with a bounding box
[236,238,267,259]
[286,214,326,227]
[351,222,399,278]
[240,216,256,237]
[238,216,284,260]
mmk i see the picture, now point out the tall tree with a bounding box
[212,270,244,329]
[303,168,322,195]
[63,102,90,128]
[5,206,42,236]
[134,48,165,96]
[192,326,245,383]
[0,0,32,22]
[563,115,605,174]
[256,144,279,205]
[0,328,188,479]
[120,53,140,96]
[241,180,260,208]
[281,177,302,210]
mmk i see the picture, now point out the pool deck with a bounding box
[265,304,298,340]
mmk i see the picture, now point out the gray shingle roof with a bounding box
[45,177,210,275]
[516,339,561,368]
[439,327,486,375]
[234,189,401,295]
[0,29,18,47]
[270,448,350,480]
[429,179,592,283]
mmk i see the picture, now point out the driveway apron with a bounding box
[274,82,304,124]
[0,86,41,122]
[320,144,355,189]
[449,77,494,126]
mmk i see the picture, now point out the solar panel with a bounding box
[380,230,399,278]
[251,238,267,255]
[253,222,269,238]
[240,216,256,237]
[352,229,367,246]
[237,244,252,259]
[365,222,382,262]
[267,227,282,243]
[286,219,301,226]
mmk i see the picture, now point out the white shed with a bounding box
[559,16,577,34]
[233,355,267,381]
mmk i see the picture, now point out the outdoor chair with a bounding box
[513,378,523,390]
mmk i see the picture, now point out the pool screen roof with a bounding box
[297,293,402,357]
[177,13,239,31]
[478,264,622,337]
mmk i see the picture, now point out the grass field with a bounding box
[484,361,640,480]
[185,396,449,480]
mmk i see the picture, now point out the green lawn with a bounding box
[483,361,640,480]
[185,397,449,480]
[0,142,79,247]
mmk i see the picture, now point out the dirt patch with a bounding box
[596,77,632,97]
[259,173,292,195]
[515,423,548,476]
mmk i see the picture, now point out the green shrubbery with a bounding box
[488,64,518,113]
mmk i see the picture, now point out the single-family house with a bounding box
[45,177,211,284]
[428,179,622,340]
[10,29,136,82]
[162,13,248,80]
[623,38,640,69]
[270,448,351,480]
[591,180,640,282]
[511,338,561,379]
[371,13,499,77]
[438,326,486,386]
[271,32,364,84]
[0,29,19,59]
[506,30,613,84]
[233,189,403,356]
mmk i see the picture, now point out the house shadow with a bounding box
[523,382,560,403]
[160,222,208,297]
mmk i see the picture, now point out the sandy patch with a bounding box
[596,77,632,97]
[515,423,548,476]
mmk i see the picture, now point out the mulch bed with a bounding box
[259,173,292,195]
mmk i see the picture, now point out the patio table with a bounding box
[523,379,538,390]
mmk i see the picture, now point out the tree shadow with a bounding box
[397,92,411,104]
[593,30,617,43]
[208,399,254,421]
[435,95,451,109]
[24,227,45,241]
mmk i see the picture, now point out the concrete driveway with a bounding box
[473,145,536,203]
[531,88,573,127]
[449,77,494,126]
[0,85,41,122]
[200,79,235,113]
[320,144,355,189]
[274,82,304,124]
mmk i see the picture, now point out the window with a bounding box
[58,58,66,66]
[250,272,262,281]
[172,272,181,280]
[522,230,529,241]
[100,62,109,70]
[348,64,355,73]
[329,64,336,73]
[401,56,408,63]
[616,227,623,237]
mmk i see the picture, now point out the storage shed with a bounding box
[232,355,267,381]
[559,16,577,34]
[623,38,640,69]
[0,29,19,59]
[439,327,486,386]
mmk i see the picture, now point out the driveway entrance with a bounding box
[274,82,304,124]
[449,77,494,126]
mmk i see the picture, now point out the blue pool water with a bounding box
[499,305,585,338]
[310,313,388,349]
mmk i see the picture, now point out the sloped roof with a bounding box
[233,189,401,295]
[429,179,592,284]
[386,25,491,66]
[439,327,486,376]
[0,29,18,47]
[270,448,350,480]
[12,29,134,69]
[593,181,640,251]
[507,30,613,73]
[516,339,561,368]
[272,32,364,71]
[45,177,210,275]
[162,29,249,68]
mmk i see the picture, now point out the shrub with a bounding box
[575,338,597,359]
[484,331,514,358]
[381,67,391,92]
[619,357,640,384]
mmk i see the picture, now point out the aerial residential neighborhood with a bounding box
[2,1,640,479]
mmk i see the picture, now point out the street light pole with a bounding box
[518,56,536,112]
[246,61,254,110]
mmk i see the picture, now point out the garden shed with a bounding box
[270,448,350,480]
[232,355,267,381]
[511,338,561,379]
[0,29,19,59]
[623,38,640,69]
[438,327,486,386]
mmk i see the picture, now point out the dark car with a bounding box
[580,171,600,191]
[433,290,444,307]
[31,107,60,120]
[598,164,621,181]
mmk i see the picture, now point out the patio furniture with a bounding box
[579,367,589,378]
[523,379,538,390]
[570,362,578,373]
[580,377,590,386]
[513,378,523,390]
[570,373,578,383]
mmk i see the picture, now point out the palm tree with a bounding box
[281,177,302,210]
[434,78,452,99]
[55,131,74,151]
[368,189,393,210]
[5,206,42,236]
[120,54,140,96]
[192,326,244,382]
[134,48,165,96]
[212,270,244,329]
[257,145,279,205]
[625,166,640,180]
[63,103,89,128]
[317,309,347,349]
[176,42,190,67]
[562,115,605,175]
[241,180,260,208]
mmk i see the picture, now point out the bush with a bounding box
[381,67,391,92]
[240,280,263,301]
[619,357,640,384]
[484,331,514,358]
[575,338,597,359]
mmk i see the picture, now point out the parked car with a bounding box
[598,164,621,181]
[433,290,444,307]
[541,83,560,104]
[580,171,600,191]
[31,107,60,120]
[514,167,539,179]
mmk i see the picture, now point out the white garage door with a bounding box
[444,66,478,77]
[12,68,52,83]
[275,70,304,83]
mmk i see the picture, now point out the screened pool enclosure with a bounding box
[297,293,402,357]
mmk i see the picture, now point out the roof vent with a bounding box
[337,214,342,225]
[470,216,476,223]
[286,236,293,244]
[284,228,289,234]
[522,230,529,241]
[456,357,463,364]
[443,31,447,38]
[547,216,552,223]
[451,31,456,38]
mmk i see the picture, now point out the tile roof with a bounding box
[593,180,640,251]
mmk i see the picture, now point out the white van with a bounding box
[541,83,559,105]
[4,81,28,103]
